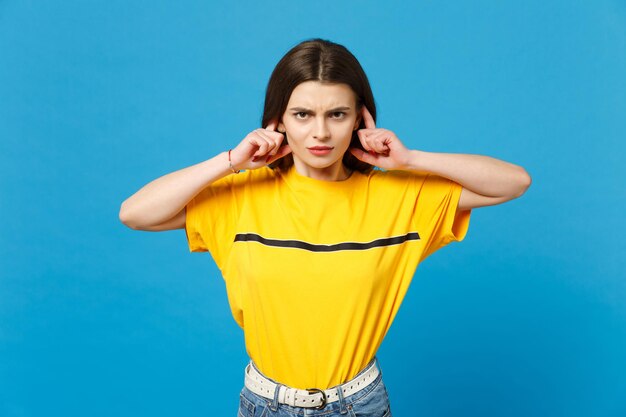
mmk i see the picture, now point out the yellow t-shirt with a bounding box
[185,164,470,390]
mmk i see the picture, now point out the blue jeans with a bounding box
[238,357,393,417]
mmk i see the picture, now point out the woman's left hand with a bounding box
[349,106,413,170]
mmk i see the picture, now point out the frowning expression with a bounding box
[278,81,361,181]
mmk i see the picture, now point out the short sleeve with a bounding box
[185,174,240,269]
[412,173,471,261]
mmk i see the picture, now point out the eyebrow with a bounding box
[288,106,351,112]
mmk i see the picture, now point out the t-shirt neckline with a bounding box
[283,164,359,188]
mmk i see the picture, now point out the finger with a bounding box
[252,135,271,157]
[361,105,376,129]
[357,130,373,152]
[256,130,281,154]
[368,132,391,153]
[265,120,277,131]
[245,136,264,154]
[262,128,286,151]
[359,132,387,155]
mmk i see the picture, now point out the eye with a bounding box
[330,112,346,119]
[294,112,308,119]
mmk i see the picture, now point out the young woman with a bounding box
[120,38,531,417]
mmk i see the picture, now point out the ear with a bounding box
[278,121,286,133]
[353,103,363,130]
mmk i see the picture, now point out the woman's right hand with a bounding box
[229,121,292,171]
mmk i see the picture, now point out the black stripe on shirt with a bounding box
[233,232,420,252]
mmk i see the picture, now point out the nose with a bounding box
[312,116,330,140]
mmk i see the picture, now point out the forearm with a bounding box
[119,151,232,229]
[404,150,531,198]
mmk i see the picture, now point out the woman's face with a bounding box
[278,81,361,181]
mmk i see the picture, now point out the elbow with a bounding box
[513,167,532,198]
[119,201,140,229]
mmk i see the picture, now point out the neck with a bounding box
[292,160,352,181]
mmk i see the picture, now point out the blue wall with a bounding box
[1,1,625,416]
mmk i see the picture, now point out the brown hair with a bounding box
[262,38,377,173]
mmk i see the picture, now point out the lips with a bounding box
[308,146,333,150]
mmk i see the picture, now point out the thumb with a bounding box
[266,144,292,164]
[349,147,377,165]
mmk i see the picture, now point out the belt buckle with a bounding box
[306,387,327,410]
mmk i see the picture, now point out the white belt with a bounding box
[244,358,380,410]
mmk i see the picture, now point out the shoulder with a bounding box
[365,168,424,179]
[363,169,462,202]
[363,168,428,188]
[217,166,281,188]
[193,167,280,203]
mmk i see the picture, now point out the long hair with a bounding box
[262,38,377,173]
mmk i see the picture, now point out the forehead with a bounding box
[287,81,356,108]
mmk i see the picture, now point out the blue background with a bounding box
[1,1,625,416]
